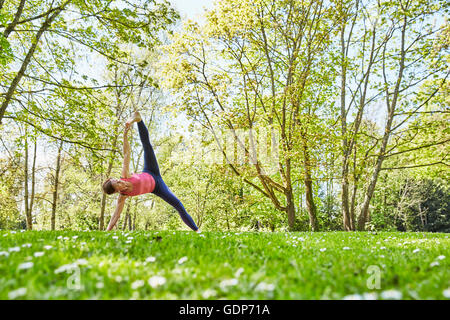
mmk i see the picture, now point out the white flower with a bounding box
[9,247,20,252]
[145,256,156,263]
[72,236,78,240]
[343,247,350,250]
[54,263,78,274]
[8,288,27,299]
[43,245,52,250]
[320,248,327,252]
[131,280,145,290]
[437,255,445,260]
[34,252,44,257]
[18,262,34,270]
[64,237,69,241]
[202,289,217,299]
[125,240,132,244]
[127,236,134,240]
[255,282,275,292]
[112,236,118,240]
[148,275,166,288]
[234,267,244,278]
[413,249,420,253]
[443,288,450,299]
[76,259,88,265]
[0,251,9,257]
[220,278,238,289]
[343,294,363,300]
[381,289,403,300]
[115,276,123,282]
[57,236,63,240]
[172,268,183,275]
[362,292,378,300]
[96,282,104,289]
[430,261,440,267]
[21,243,32,248]
[178,256,188,265]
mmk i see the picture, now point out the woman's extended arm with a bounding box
[121,126,131,179]
[106,194,128,231]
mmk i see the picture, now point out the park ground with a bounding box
[0,230,449,299]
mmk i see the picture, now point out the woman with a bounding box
[102,111,200,233]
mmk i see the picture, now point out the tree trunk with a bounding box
[304,173,318,231]
[2,0,26,38]
[358,16,408,230]
[129,211,133,231]
[30,137,37,226]
[24,136,30,230]
[23,133,37,230]
[302,141,318,231]
[132,198,137,230]
[99,159,114,230]
[285,188,296,230]
[350,179,358,231]
[122,203,130,231]
[99,129,121,230]
[340,21,352,232]
[51,140,63,230]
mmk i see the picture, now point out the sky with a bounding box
[169,0,214,21]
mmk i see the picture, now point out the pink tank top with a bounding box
[120,172,155,196]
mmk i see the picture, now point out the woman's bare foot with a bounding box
[126,111,142,127]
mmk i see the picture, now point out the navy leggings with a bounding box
[137,120,199,231]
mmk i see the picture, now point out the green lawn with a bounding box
[0,230,449,300]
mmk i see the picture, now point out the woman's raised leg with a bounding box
[136,119,161,177]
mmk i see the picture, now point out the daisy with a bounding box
[8,288,27,299]
[148,275,166,288]
[178,256,188,264]
[255,282,275,292]
[381,289,402,300]
[131,280,145,290]
[18,262,34,270]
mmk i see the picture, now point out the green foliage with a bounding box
[371,173,450,233]
[0,158,22,229]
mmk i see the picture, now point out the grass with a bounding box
[0,230,449,300]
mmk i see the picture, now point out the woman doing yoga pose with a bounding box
[102,111,200,232]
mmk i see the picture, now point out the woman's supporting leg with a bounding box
[137,120,161,177]
[153,177,199,231]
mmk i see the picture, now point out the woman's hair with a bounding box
[102,178,116,195]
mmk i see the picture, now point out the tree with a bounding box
[162,0,338,230]
[332,0,448,230]
[23,126,37,230]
